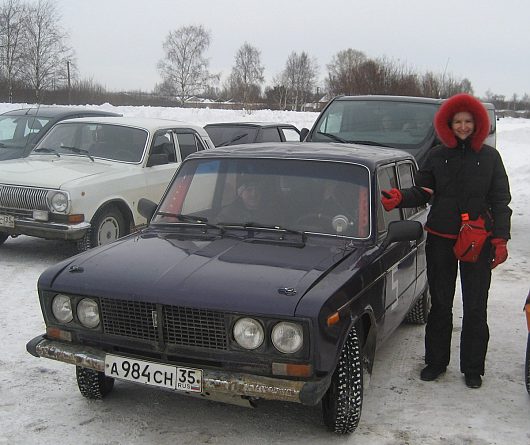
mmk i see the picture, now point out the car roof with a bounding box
[54,116,208,133]
[0,106,120,118]
[204,122,298,128]
[187,141,415,168]
[331,94,494,109]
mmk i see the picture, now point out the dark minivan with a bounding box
[301,95,496,167]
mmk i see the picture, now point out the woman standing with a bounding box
[381,93,511,388]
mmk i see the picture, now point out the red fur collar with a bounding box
[434,93,490,152]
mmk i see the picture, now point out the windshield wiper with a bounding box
[155,212,225,233]
[33,147,60,157]
[60,145,94,161]
[316,131,348,143]
[240,222,307,242]
[349,140,393,148]
[217,133,248,147]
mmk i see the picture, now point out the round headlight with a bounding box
[77,298,100,328]
[48,191,69,213]
[233,318,264,350]
[271,322,303,354]
[51,294,73,323]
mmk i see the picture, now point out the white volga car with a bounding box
[0,116,214,251]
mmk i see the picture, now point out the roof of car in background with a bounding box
[0,106,121,118]
[187,141,415,168]
[204,122,299,128]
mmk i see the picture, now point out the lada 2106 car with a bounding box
[27,142,430,434]
[0,116,214,251]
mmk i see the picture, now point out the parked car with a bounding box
[301,95,497,167]
[0,116,214,251]
[524,292,530,394]
[204,121,300,146]
[27,141,430,434]
[0,106,121,161]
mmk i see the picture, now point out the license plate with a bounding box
[0,214,14,228]
[104,354,203,393]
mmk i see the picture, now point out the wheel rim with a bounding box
[97,216,120,246]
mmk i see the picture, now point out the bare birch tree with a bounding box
[20,0,75,102]
[157,25,215,105]
[0,0,26,102]
[283,51,318,111]
[229,42,264,107]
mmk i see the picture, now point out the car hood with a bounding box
[0,156,120,188]
[41,231,357,316]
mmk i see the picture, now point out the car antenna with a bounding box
[24,102,41,154]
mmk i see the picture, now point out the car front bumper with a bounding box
[26,335,331,406]
[1,217,90,241]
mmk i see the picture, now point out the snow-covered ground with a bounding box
[0,103,529,444]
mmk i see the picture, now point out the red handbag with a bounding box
[453,214,491,262]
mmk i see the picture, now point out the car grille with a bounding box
[0,184,49,211]
[100,298,228,350]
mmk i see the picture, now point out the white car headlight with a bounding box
[47,191,69,213]
[233,317,264,350]
[51,294,73,323]
[271,322,303,354]
[77,298,100,328]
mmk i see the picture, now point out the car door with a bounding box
[376,163,418,341]
[143,129,180,206]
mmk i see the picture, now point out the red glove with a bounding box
[381,189,402,211]
[491,238,508,269]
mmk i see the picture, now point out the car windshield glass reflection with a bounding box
[32,123,148,162]
[312,101,437,149]
[155,158,371,238]
[0,116,51,149]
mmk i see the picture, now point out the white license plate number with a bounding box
[104,354,202,393]
[0,214,14,228]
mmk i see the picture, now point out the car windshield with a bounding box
[205,125,259,146]
[32,122,148,162]
[154,157,371,238]
[0,115,51,149]
[311,100,438,149]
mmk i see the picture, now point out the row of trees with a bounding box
[154,26,475,110]
[0,0,76,102]
[1,2,528,112]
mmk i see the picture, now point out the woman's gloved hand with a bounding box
[491,238,508,269]
[381,189,402,211]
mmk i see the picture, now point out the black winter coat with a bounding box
[400,138,512,240]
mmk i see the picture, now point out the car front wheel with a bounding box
[77,205,128,252]
[76,366,114,399]
[321,327,363,434]
[0,232,9,246]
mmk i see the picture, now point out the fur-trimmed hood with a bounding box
[434,93,490,152]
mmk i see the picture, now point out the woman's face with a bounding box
[451,111,475,140]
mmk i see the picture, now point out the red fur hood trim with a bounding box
[434,93,490,152]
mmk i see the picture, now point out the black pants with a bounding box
[424,233,492,375]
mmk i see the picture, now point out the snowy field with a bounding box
[0,103,529,444]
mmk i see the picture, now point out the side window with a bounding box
[151,131,176,163]
[256,127,282,143]
[377,165,401,233]
[281,127,301,142]
[175,132,201,160]
[397,162,417,219]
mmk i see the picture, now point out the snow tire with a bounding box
[76,205,127,252]
[0,232,9,246]
[322,326,363,434]
[524,333,530,394]
[405,287,431,324]
[76,366,114,399]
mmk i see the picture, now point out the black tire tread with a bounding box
[76,366,114,399]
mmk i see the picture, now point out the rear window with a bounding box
[205,125,259,147]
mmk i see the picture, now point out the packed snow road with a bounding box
[0,231,528,445]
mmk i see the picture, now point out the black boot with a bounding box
[464,374,482,388]
[420,365,446,381]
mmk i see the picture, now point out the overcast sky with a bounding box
[48,0,529,99]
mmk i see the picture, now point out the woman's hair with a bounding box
[434,93,490,151]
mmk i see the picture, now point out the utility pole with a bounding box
[67,60,71,104]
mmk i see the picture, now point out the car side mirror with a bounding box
[300,128,309,141]
[138,198,158,222]
[380,220,423,250]
[146,153,169,167]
